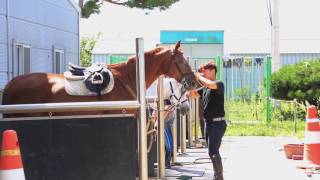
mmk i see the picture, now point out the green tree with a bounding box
[80,33,101,67]
[79,0,181,18]
[271,59,320,108]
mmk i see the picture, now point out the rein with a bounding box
[116,77,137,100]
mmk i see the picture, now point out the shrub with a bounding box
[271,59,320,108]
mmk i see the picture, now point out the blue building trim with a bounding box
[160,30,224,44]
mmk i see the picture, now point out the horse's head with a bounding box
[165,41,201,92]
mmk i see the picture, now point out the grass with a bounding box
[225,120,305,139]
[222,99,306,139]
[192,97,307,139]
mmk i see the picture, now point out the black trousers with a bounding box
[200,118,205,138]
[206,120,227,156]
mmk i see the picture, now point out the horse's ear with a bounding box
[174,41,181,52]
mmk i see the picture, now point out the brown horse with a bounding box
[2,42,199,117]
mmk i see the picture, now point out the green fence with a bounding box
[109,55,128,64]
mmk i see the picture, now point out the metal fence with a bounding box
[0,38,149,180]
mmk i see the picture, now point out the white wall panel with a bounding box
[65,52,79,65]
[0,72,7,90]
[10,18,78,53]
[0,0,6,15]
[9,0,78,33]
[1,0,79,82]
[0,44,7,71]
[0,16,7,43]
[30,48,52,73]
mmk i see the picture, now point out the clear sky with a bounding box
[80,0,320,53]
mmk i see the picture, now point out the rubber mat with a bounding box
[165,166,205,177]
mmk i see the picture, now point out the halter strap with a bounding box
[169,81,179,101]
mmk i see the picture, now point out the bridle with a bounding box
[168,81,188,106]
[166,49,197,91]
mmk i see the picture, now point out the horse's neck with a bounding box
[144,51,171,88]
[111,50,170,93]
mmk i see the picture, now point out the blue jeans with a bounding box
[165,121,173,153]
[206,120,227,156]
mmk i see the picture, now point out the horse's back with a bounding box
[2,73,60,105]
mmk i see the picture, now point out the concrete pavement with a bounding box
[158,136,320,180]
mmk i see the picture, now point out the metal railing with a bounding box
[0,38,149,180]
[0,101,140,114]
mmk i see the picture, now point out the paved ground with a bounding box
[154,136,320,180]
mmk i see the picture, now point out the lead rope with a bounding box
[146,98,157,153]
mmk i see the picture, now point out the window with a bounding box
[53,49,65,73]
[14,43,31,76]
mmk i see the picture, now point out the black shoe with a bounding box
[210,154,224,180]
[165,162,171,169]
[165,151,172,169]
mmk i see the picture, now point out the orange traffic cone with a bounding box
[0,130,25,180]
[304,105,320,165]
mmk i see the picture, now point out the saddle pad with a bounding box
[64,70,114,96]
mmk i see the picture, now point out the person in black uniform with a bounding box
[189,62,227,180]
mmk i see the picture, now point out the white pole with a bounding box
[188,97,194,147]
[181,114,187,154]
[136,38,148,180]
[271,0,280,72]
[172,108,178,162]
[157,75,165,179]
[194,97,199,143]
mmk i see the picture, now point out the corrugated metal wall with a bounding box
[92,54,109,64]
[223,58,266,100]
[230,53,320,66]
[0,0,79,89]
[280,53,320,65]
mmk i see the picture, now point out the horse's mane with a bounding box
[127,47,166,64]
[106,46,167,77]
[107,47,167,69]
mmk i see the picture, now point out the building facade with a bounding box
[0,0,80,90]
[91,30,320,99]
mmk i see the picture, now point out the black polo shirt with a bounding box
[198,80,225,120]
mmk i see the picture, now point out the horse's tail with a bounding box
[1,76,17,105]
[1,75,29,118]
[2,80,13,118]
